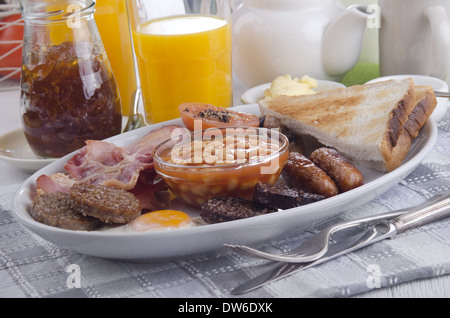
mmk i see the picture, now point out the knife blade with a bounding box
[231,221,393,295]
[231,193,450,295]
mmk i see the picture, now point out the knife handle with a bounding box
[434,91,450,98]
[391,193,450,233]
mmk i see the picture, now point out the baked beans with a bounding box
[154,127,289,207]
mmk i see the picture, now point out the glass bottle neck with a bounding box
[20,0,96,24]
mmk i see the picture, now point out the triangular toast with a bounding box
[259,78,437,172]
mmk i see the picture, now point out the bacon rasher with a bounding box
[36,125,184,211]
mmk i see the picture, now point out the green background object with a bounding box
[340,63,380,86]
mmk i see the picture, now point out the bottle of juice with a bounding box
[95,0,137,116]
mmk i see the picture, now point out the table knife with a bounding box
[434,91,450,98]
[231,193,450,295]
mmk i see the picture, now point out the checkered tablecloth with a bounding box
[0,109,449,298]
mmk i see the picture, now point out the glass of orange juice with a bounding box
[95,0,137,116]
[127,0,233,124]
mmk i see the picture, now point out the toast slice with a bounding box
[259,78,436,172]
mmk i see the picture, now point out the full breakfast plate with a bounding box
[11,104,437,261]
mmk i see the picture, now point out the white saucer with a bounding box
[0,117,132,173]
[366,75,449,122]
[0,129,55,173]
[240,79,346,104]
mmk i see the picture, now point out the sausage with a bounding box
[309,147,364,193]
[282,152,339,197]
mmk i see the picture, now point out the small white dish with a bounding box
[0,129,55,173]
[365,75,449,122]
[240,79,346,105]
[0,117,131,173]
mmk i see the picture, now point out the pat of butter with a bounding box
[263,74,318,99]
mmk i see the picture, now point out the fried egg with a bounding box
[127,210,195,232]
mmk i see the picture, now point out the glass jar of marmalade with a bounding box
[19,0,122,158]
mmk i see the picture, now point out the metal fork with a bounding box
[224,195,447,263]
[224,211,402,263]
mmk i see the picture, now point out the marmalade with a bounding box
[21,41,122,158]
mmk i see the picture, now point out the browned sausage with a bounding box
[309,147,364,193]
[282,152,339,197]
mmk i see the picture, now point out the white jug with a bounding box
[231,0,372,87]
[379,0,450,80]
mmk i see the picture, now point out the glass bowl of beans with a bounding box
[153,127,290,207]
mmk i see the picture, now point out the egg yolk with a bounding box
[128,210,194,232]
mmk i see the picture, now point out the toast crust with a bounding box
[385,128,413,172]
[403,86,437,139]
[380,79,416,166]
[355,128,412,172]
[382,85,437,172]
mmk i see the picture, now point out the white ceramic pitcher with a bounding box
[379,0,450,80]
[231,0,372,87]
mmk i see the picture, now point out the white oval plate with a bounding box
[366,75,449,122]
[241,80,346,104]
[11,104,437,261]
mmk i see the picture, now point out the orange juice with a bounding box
[132,15,232,124]
[95,0,137,115]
